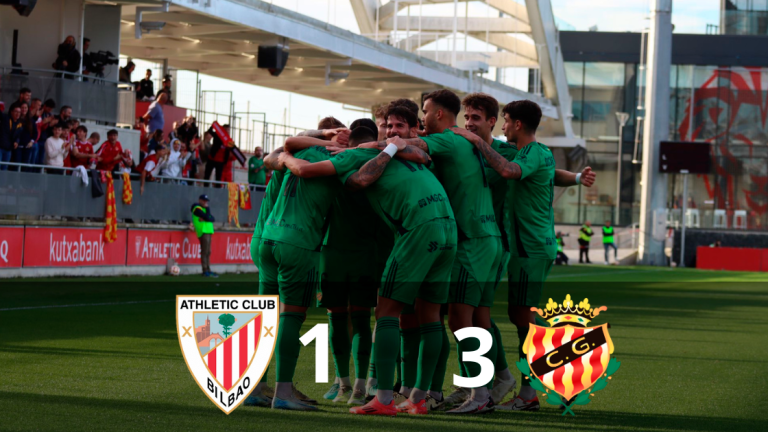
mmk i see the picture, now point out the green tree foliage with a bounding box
[218,314,236,338]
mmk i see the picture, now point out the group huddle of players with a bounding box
[247,89,596,415]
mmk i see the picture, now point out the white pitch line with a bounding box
[0,299,173,312]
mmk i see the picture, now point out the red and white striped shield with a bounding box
[523,324,614,401]
[177,295,279,414]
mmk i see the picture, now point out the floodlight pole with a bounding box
[638,0,672,266]
[615,112,630,225]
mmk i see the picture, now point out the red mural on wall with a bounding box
[677,67,768,227]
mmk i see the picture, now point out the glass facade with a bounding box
[722,0,768,35]
[560,61,768,230]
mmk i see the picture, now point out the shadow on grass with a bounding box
[0,391,764,432]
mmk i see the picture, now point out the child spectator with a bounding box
[95,129,123,172]
[70,125,98,169]
[44,124,70,174]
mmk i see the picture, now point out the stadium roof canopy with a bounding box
[117,0,558,117]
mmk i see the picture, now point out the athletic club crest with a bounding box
[176,295,279,414]
[517,294,620,415]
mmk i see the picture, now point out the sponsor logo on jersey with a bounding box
[418,193,445,208]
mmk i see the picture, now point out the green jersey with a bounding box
[330,148,454,234]
[253,170,284,240]
[505,142,557,260]
[486,139,518,252]
[421,129,500,240]
[262,147,341,251]
[323,189,380,251]
[248,156,267,185]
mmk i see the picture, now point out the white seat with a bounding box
[713,209,727,228]
[734,210,747,230]
[685,209,700,228]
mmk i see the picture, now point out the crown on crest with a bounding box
[533,294,607,327]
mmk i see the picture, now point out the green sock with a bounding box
[395,354,402,388]
[260,365,269,384]
[351,310,372,380]
[535,315,549,328]
[415,322,442,391]
[484,327,498,389]
[374,317,400,391]
[429,324,450,392]
[401,327,420,389]
[490,319,508,371]
[457,335,481,380]
[517,324,530,387]
[368,345,377,379]
[328,312,351,380]
[456,341,469,377]
[276,312,305,383]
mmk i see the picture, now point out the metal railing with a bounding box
[0,162,264,225]
[1,66,134,125]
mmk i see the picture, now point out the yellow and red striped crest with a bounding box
[523,324,614,401]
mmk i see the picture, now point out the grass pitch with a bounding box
[1,265,767,431]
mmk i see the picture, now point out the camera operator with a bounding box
[53,36,81,79]
[138,69,155,100]
[119,61,135,84]
[82,38,95,77]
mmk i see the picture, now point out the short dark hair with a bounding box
[60,105,72,113]
[423,89,461,116]
[502,100,542,132]
[317,116,345,129]
[107,129,119,136]
[147,69,152,73]
[388,98,419,115]
[349,118,377,136]
[76,125,88,134]
[386,105,418,128]
[349,127,377,147]
[44,99,56,109]
[83,38,90,44]
[31,97,41,103]
[462,93,499,121]
[20,87,31,94]
[52,124,63,130]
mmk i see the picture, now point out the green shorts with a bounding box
[508,257,554,307]
[258,239,319,307]
[449,236,503,308]
[379,218,457,306]
[494,250,510,291]
[318,246,378,309]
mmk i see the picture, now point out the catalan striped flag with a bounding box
[203,314,262,391]
[104,172,117,243]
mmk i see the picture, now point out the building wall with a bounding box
[83,5,122,82]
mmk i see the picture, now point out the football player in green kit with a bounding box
[278,126,456,416]
[450,99,595,412]
[452,94,596,410]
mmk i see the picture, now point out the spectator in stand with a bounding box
[118,149,134,174]
[134,117,148,161]
[53,36,81,79]
[248,146,266,186]
[10,88,31,111]
[47,105,73,139]
[139,144,170,195]
[147,129,165,155]
[35,99,57,167]
[44,124,70,174]
[138,69,154,100]
[70,125,98,169]
[18,103,36,170]
[144,93,167,136]
[175,116,198,146]
[2,105,23,170]
[162,138,192,182]
[119,60,135,83]
[156,75,173,105]
[203,123,232,185]
[95,129,123,172]
[81,38,94,77]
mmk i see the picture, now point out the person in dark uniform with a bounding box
[578,221,594,264]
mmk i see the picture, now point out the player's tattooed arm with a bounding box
[554,167,595,187]
[450,127,522,179]
[278,153,337,178]
[345,153,392,191]
[264,147,286,171]
[396,145,431,165]
[297,128,350,145]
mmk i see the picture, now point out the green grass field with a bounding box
[2,265,767,431]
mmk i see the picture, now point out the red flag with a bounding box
[211,121,246,167]
[104,172,118,243]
